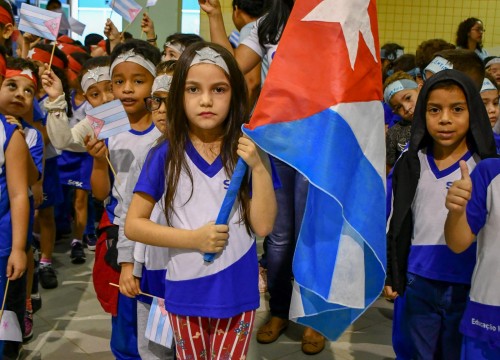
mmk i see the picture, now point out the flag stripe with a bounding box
[111,0,142,23]
[98,124,131,140]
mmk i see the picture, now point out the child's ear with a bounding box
[1,23,14,40]
[416,75,424,88]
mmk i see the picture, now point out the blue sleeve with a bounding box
[134,142,168,202]
[31,129,44,180]
[466,160,496,235]
[32,99,45,122]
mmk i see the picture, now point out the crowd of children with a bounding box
[0,0,500,359]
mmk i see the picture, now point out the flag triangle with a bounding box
[44,17,61,37]
[128,8,141,22]
[87,115,105,138]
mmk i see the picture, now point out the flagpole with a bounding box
[109,282,156,299]
[0,279,10,322]
[105,154,121,186]
[109,0,115,20]
[47,42,57,72]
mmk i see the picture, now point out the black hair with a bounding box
[164,33,203,50]
[456,17,483,51]
[232,0,265,18]
[156,60,176,75]
[84,33,104,51]
[484,56,499,68]
[122,32,133,41]
[381,43,404,61]
[415,39,456,72]
[0,0,15,55]
[257,0,293,48]
[6,57,40,91]
[46,0,62,10]
[70,52,92,67]
[435,49,485,90]
[110,39,161,67]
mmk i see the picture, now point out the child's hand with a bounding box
[41,67,64,101]
[22,32,41,46]
[198,0,221,15]
[141,13,155,36]
[383,285,398,300]
[7,249,27,280]
[237,135,267,172]
[32,182,44,208]
[193,221,229,253]
[104,18,120,41]
[445,161,472,214]
[119,263,141,298]
[5,115,24,137]
[85,136,108,160]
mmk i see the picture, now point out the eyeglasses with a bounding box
[472,27,485,33]
[144,96,167,112]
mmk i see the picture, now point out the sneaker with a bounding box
[31,293,42,313]
[39,264,58,289]
[23,310,33,343]
[70,242,86,264]
[84,234,97,251]
[258,265,268,293]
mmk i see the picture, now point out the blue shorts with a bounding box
[39,157,63,209]
[58,151,93,191]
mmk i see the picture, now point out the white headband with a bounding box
[81,66,111,93]
[481,78,497,93]
[164,41,185,54]
[110,49,156,77]
[152,74,172,94]
[383,79,418,103]
[485,57,500,69]
[190,47,229,74]
[424,56,453,76]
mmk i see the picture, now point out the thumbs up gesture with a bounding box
[445,160,472,213]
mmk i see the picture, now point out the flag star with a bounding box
[92,122,100,129]
[195,47,222,64]
[20,69,34,79]
[302,0,377,69]
[87,68,102,82]
[27,49,36,59]
[117,49,136,61]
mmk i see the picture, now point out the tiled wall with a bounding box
[378,0,500,55]
[200,0,500,56]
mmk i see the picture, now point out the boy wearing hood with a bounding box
[385,70,497,359]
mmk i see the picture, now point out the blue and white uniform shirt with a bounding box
[105,123,161,224]
[461,158,500,345]
[22,120,43,180]
[134,140,260,319]
[408,148,479,283]
[0,116,17,257]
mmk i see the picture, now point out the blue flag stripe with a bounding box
[17,23,55,40]
[98,124,131,140]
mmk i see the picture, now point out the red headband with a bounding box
[57,35,74,44]
[0,6,13,26]
[5,68,38,88]
[67,55,83,74]
[0,54,6,77]
[28,47,65,70]
[58,43,87,56]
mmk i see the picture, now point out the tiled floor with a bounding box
[22,239,395,359]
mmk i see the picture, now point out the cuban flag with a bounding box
[242,0,386,340]
[110,0,142,23]
[145,297,174,348]
[87,100,131,140]
[18,3,62,41]
[146,0,158,7]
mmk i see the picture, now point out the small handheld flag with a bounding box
[69,17,86,36]
[19,3,62,41]
[109,0,142,24]
[145,297,174,348]
[204,158,248,263]
[146,0,158,7]
[86,100,131,140]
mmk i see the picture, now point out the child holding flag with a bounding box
[385,70,497,359]
[125,42,278,360]
[43,39,162,359]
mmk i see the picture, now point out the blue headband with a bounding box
[423,56,453,79]
[384,79,418,103]
[481,78,498,93]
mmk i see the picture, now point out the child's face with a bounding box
[184,63,231,137]
[426,85,469,152]
[112,61,154,116]
[390,88,419,121]
[0,76,36,118]
[162,46,182,61]
[486,64,500,85]
[480,89,500,128]
[85,80,114,108]
[151,90,168,133]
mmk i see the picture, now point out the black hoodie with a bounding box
[386,69,498,295]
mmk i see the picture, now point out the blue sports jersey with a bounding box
[460,158,500,346]
[0,115,18,257]
[21,120,43,180]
